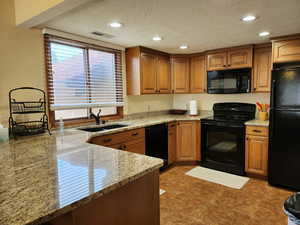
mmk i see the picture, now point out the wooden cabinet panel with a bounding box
[206,52,227,71]
[245,135,268,176]
[246,126,268,137]
[141,52,157,94]
[176,121,200,161]
[273,38,300,63]
[157,55,171,93]
[253,47,272,92]
[124,138,145,154]
[190,55,206,93]
[89,128,145,147]
[227,47,253,69]
[168,122,177,164]
[172,57,190,93]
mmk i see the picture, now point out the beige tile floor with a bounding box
[160,166,293,225]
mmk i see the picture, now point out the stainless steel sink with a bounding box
[78,124,128,132]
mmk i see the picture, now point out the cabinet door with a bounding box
[206,52,227,71]
[273,39,300,63]
[245,135,268,176]
[190,56,206,93]
[176,121,199,161]
[141,52,157,94]
[253,47,272,92]
[157,55,171,93]
[227,47,253,69]
[172,57,190,93]
[168,122,177,164]
[124,138,145,155]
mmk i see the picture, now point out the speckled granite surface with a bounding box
[244,119,269,127]
[0,113,211,225]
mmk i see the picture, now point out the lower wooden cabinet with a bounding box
[176,121,200,162]
[168,122,177,164]
[245,126,269,176]
[90,128,145,155]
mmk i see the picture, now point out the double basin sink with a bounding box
[78,123,129,132]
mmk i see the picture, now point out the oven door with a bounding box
[207,69,250,94]
[201,121,245,175]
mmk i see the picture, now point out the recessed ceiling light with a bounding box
[259,31,270,37]
[109,22,123,28]
[179,45,188,49]
[152,36,162,41]
[242,15,256,22]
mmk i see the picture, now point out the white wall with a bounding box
[173,93,270,111]
[124,95,173,114]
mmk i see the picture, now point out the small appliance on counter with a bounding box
[9,87,51,138]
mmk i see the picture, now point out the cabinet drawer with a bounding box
[246,126,268,136]
[124,138,145,154]
[168,122,177,130]
[90,128,145,146]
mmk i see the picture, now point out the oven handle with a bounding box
[202,121,244,128]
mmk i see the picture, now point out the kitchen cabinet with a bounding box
[171,57,190,93]
[272,37,300,63]
[206,52,227,70]
[190,55,206,93]
[126,46,171,95]
[141,52,157,94]
[206,46,253,71]
[176,121,200,161]
[245,126,269,177]
[168,122,177,164]
[90,128,145,155]
[157,55,172,93]
[227,47,253,68]
[253,45,272,92]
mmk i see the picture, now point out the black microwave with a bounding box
[207,69,251,94]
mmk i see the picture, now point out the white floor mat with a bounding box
[160,189,166,195]
[185,167,249,189]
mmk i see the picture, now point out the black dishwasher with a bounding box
[145,123,168,169]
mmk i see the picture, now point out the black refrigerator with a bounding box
[269,66,300,190]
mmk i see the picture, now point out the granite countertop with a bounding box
[244,119,269,127]
[0,113,211,225]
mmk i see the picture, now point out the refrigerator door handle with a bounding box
[271,79,276,108]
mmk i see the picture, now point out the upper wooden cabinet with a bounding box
[141,52,157,94]
[272,37,300,63]
[227,48,253,68]
[190,55,206,93]
[171,57,190,93]
[253,45,272,93]
[176,121,200,162]
[126,46,171,95]
[157,55,172,93]
[206,46,253,71]
[207,52,227,70]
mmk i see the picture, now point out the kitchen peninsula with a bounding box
[0,129,163,225]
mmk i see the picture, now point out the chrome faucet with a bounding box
[90,109,102,125]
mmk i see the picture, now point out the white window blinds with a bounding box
[45,35,123,111]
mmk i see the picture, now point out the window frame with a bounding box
[44,35,123,128]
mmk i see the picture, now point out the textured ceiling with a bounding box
[45,0,300,53]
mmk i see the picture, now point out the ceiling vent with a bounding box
[91,31,114,39]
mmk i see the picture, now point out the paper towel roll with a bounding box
[189,100,198,115]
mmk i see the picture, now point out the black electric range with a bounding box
[201,103,256,176]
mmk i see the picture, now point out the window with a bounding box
[44,35,123,126]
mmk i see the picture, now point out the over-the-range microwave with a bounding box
[207,68,251,94]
